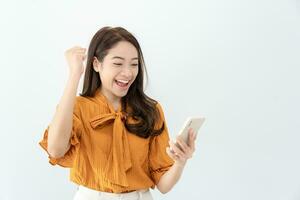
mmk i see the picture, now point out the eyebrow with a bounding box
[112,56,138,60]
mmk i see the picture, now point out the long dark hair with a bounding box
[80,26,164,138]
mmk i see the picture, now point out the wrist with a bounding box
[174,160,187,168]
[68,73,81,81]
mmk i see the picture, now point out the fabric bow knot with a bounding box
[89,111,132,188]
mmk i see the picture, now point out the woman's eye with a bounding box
[113,63,122,66]
[113,63,138,67]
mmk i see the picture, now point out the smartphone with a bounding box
[176,117,205,145]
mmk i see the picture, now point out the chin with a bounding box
[114,90,129,98]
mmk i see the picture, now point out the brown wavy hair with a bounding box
[80,26,164,138]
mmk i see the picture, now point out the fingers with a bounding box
[74,48,86,53]
[64,46,87,76]
[176,136,189,153]
[72,46,86,51]
[73,48,86,55]
[188,128,197,149]
[166,147,180,160]
[167,129,198,163]
[65,46,86,54]
[169,140,185,158]
[71,47,87,61]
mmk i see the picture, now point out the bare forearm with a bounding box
[156,161,186,194]
[156,129,197,194]
[47,74,81,158]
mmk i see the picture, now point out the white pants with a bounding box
[73,185,153,200]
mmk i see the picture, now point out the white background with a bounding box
[0,0,299,199]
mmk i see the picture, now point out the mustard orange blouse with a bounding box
[39,88,174,193]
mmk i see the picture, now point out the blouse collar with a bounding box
[94,88,122,113]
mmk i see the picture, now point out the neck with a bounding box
[100,87,121,111]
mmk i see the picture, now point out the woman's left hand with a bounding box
[166,128,197,166]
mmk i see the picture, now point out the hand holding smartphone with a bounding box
[175,117,205,146]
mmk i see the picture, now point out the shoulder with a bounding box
[73,95,98,115]
[74,94,111,119]
[74,95,101,109]
[154,101,166,117]
[74,95,85,107]
[74,96,85,110]
[153,101,168,127]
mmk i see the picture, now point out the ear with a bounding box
[93,57,102,72]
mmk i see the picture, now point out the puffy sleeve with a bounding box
[149,103,175,185]
[39,97,83,168]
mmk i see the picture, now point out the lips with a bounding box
[115,79,130,88]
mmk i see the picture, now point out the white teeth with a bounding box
[116,80,129,83]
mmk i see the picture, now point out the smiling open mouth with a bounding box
[115,80,129,87]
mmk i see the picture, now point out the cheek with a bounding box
[100,71,115,86]
[133,68,139,78]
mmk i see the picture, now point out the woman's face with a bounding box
[93,41,139,103]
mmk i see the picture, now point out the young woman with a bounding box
[39,26,197,200]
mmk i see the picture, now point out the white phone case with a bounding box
[177,117,205,144]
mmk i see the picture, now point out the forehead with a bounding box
[107,41,138,59]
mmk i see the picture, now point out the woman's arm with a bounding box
[47,47,86,158]
[156,129,197,194]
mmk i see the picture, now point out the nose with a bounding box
[120,66,133,78]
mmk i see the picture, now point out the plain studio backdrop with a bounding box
[0,0,299,199]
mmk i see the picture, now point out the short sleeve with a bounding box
[39,97,83,168]
[149,103,175,185]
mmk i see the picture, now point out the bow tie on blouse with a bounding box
[89,111,132,188]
